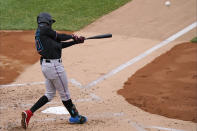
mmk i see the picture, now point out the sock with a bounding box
[30,95,49,113]
[62,99,79,117]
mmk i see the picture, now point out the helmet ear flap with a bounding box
[37,16,39,24]
[49,19,55,25]
[52,19,56,23]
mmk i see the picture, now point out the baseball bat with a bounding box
[85,34,112,40]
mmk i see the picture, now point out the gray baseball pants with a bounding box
[41,59,70,101]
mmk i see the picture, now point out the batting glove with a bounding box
[78,36,85,43]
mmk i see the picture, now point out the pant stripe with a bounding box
[54,63,69,100]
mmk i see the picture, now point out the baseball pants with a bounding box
[41,59,70,101]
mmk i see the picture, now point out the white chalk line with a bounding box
[0,78,82,88]
[69,78,83,88]
[0,81,45,88]
[145,126,186,131]
[129,121,147,131]
[128,120,186,131]
[84,22,197,88]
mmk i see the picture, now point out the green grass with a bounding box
[190,37,197,43]
[0,0,131,31]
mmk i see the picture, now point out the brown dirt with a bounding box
[0,31,39,84]
[118,42,197,122]
[0,0,196,130]
[0,31,72,85]
[1,31,196,124]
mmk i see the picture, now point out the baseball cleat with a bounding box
[69,115,87,124]
[21,110,33,129]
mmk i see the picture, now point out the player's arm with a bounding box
[56,33,85,42]
[61,41,77,48]
[56,33,73,41]
[45,28,84,42]
[44,28,72,41]
[61,36,85,48]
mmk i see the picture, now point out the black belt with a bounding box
[40,57,62,64]
[44,59,62,63]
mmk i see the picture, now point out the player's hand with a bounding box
[72,34,79,42]
[78,36,85,43]
[72,34,85,44]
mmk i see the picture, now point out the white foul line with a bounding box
[84,22,197,88]
[129,121,147,131]
[128,120,186,131]
[0,81,45,88]
[0,78,82,88]
[69,78,83,88]
[145,126,185,131]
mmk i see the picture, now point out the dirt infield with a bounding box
[0,0,196,130]
[0,31,72,85]
[118,42,197,122]
[0,31,39,84]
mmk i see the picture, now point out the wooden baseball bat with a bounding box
[85,34,112,40]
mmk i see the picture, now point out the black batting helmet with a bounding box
[37,12,55,25]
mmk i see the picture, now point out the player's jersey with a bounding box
[35,24,76,59]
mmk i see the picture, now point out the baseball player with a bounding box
[21,12,87,129]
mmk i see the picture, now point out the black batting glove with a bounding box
[78,36,85,44]
[72,34,85,44]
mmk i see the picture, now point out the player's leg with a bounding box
[21,94,49,129]
[62,99,87,124]
[21,79,56,129]
[53,64,87,124]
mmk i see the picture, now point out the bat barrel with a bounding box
[85,34,112,40]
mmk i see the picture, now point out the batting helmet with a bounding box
[37,12,55,26]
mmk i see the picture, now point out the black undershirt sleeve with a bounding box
[44,28,73,41]
[56,33,73,41]
[61,41,78,48]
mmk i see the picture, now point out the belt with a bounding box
[40,57,62,64]
[44,59,62,63]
